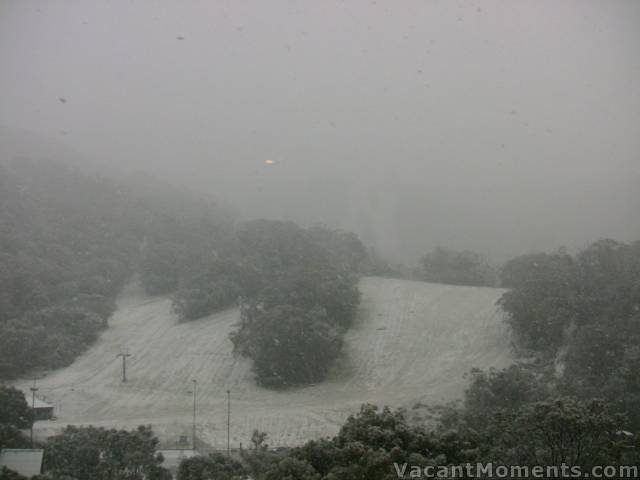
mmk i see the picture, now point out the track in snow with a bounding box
[18,277,513,448]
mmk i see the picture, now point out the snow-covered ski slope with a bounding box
[20,277,513,448]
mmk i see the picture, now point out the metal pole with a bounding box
[226,389,231,456]
[192,380,197,451]
[30,380,38,449]
[117,352,131,382]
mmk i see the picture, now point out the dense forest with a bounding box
[171,219,365,387]
[0,158,366,386]
[0,158,232,379]
[417,237,640,434]
[498,240,640,430]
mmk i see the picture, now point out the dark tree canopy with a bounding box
[498,239,640,430]
[44,425,170,480]
[220,221,363,388]
[177,453,246,480]
[0,385,31,429]
[0,385,31,451]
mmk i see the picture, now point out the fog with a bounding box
[1,0,639,263]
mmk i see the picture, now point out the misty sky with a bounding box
[1,0,639,262]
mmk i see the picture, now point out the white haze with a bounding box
[1,0,639,262]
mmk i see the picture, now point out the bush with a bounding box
[464,365,548,415]
[44,425,169,480]
[498,250,577,352]
[231,303,342,388]
[0,467,27,480]
[490,398,626,468]
[0,385,31,429]
[177,453,246,480]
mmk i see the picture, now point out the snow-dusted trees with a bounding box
[420,247,496,287]
[224,221,362,388]
[0,158,231,380]
[232,303,343,387]
[498,239,640,430]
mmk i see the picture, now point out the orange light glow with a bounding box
[264,159,275,165]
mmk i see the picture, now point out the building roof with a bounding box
[32,397,53,409]
[0,449,44,477]
[157,449,198,471]
[22,393,53,409]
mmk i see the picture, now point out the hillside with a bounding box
[0,157,233,379]
[17,277,514,448]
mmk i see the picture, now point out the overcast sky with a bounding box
[1,0,639,262]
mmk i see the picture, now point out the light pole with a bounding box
[30,379,38,449]
[192,380,197,451]
[226,389,231,456]
[117,350,131,383]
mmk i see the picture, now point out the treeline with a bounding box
[179,395,638,479]
[402,238,640,473]
[0,158,367,387]
[427,364,639,473]
[498,239,640,429]
[173,220,365,388]
[175,373,638,480]
[430,239,640,467]
[0,158,230,380]
[1,382,638,480]
[419,246,497,287]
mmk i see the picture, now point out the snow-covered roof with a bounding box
[22,394,53,409]
[157,449,198,471]
[0,449,44,477]
[33,397,53,409]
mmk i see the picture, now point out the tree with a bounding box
[216,220,362,387]
[489,398,626,468]
[264,457,320,480]
[0,385,31,429]
[0,385,30,450]
[231,303,342,388]
[307,226,367,273]
[464,365,548,416]
[139,240,180,295]
[0,467,27,480]
[44,425,169,480]
[173,260,244,321]
[420,247,496,287]
[292,439,340,477]
[289,404,455,479]
[173,221,362,324]
[240,431,283,479]
[498,250,577,352]
[499,240,640,430]
[0,157,233,381]
[177,453,246,480]
[251,430,269,451]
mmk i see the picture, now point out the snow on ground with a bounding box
[17,277,514,448]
